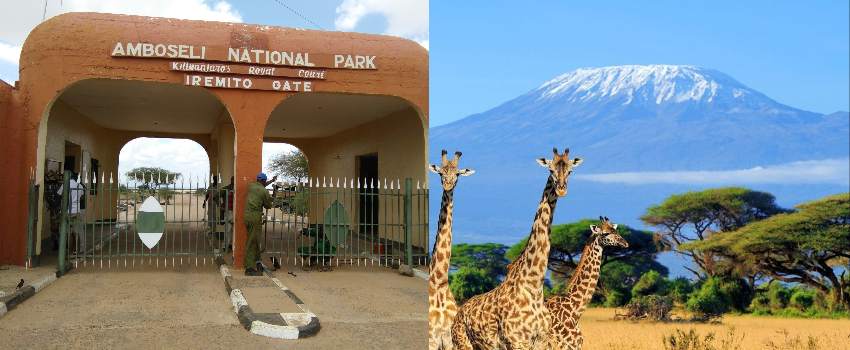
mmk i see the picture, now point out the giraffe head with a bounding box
[429,149,475,191]
[536,147,584,197]
[590,216,629,248]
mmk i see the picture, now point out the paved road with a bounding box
[0,264,426,349]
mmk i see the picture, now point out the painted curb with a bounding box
[0,270,60,319]
[214,258,320,339]
[412,267,428,281]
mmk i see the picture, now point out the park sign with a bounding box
[137,196,165,249]
[111,42,378,92]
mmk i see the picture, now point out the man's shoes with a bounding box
[244,268,262,276]
[256,262,265,273]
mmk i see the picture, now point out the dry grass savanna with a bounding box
[578,308,850,350]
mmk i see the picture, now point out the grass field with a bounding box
[580,308,850,350]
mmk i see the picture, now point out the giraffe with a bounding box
[429,150,475,350]
[545,216,629,350]
[452,148,583,350]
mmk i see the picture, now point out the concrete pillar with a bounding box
[218,91,285,268]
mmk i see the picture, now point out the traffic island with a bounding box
[215,257,320,339]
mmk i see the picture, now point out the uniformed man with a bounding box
[244,172,275,276]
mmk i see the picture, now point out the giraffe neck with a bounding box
[507,174,558,290]
[429,188,455,289]
[563,236,604,320]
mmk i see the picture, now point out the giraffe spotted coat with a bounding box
[452,149,583,350]
[546,217,629,350]
[429,150,474,350]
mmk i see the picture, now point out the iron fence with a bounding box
[32,171,429,271]
[261,177,429,268]
[50,171,230,270]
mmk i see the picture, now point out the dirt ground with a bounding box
[0,264,426,349]
[271,264,427,347]
[0,264,56,297]
[579,308,850,350]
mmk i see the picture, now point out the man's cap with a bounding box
[257,172,268,182]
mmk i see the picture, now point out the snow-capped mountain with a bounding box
[538,65,783,112]
[428,65,849,276]
[431,65,846,173]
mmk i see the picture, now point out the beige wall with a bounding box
[37,100,123,253]
[277,107,429,250]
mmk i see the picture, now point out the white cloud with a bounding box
[335,0,428,49]
[118,138,210,182]
[576,159,850,185]
[0,0,242,82]
[0,42,21,65]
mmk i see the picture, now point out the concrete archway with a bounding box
[31,79,235,264]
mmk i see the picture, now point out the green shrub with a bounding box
[766,282,791,310]
[788,288,816,311]
[632,270,668,298]
[749,292,771,314]
[604,289,629,307]
[668,277,695,304]
[686,277,751,317]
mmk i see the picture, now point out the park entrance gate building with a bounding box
[0,13,429,270]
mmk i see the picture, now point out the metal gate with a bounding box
[50,171,231,271]
[261,177,429,268]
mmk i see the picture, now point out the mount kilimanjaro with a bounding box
[428,65,849,275]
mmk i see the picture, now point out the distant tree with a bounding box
[451,243,509,279]
[507,219,667,305]
[268,150,308,183]
[450,266,500,303]
[447,243,509,303]
[126,167,181,189]
[641,187,786,280]
[685,193,850,310]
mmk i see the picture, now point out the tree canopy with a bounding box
[268,149,309,183]
[641,187,786,279]
[451,243,509,279]
[685,193,850,310]
[448,243,508,303]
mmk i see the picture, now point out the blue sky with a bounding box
[431,1,849,126]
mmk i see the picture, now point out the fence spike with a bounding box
[336,177,340,188]
[383,178,388,189]
[389,179,395,190]
[350,178,354,188]
[416,180,420,189]
[396,179,401,189]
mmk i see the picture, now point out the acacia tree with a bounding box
[506,219,666,305]
[268,150,308,183]
[125,167,181,189]
[686,193,850,310]
[125,167,181,203]
[641,187,785,280]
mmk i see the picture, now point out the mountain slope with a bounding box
[428,65,849,276]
